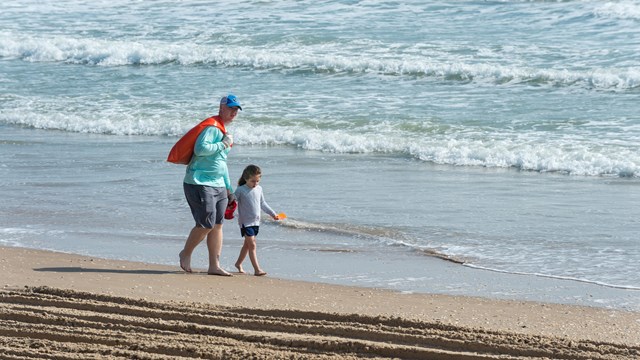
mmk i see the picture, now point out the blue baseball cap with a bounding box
[220,94,242,110]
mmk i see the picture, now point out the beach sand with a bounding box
[1,246,639,359]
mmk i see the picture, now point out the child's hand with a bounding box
[272,214,280,221]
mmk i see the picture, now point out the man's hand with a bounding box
[222,134,234,148]
[227,192,236,205]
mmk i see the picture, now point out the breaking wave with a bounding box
[2,107,637,178]
[1,32,639,90]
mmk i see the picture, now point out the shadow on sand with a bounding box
[33,267,176,275]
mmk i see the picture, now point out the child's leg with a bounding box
[245,235,266,276]
[235,240,249,273]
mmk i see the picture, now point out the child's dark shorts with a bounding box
[241,225,260,237]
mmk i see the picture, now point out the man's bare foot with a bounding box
[254,271,267,277]
[179,250,192,273]
[235,263,246,274]
[208,268,233,277]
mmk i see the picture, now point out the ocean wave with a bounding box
[1,32,639,90]
[0,108,184,137]
[594,1,640,20]
[2,108,638,178]
[276,218,408,241]
[232,122,640,178]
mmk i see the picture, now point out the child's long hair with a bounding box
[238,164,262,186]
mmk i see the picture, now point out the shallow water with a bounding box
[1,125,639,310]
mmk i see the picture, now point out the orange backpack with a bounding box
[167,116,227,165]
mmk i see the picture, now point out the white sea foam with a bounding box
[1,32,639,90]
[464,264,640,291]
[232,122,640,177]
[2,105,638,177]
[0,228,43,235]
[594,1,640,20]
[0,107,184,136]
[0,228,44,247]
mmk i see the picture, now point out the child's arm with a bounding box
[259,190,278,220]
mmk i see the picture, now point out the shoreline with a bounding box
[2,124,639,312]
[1,245,639,359]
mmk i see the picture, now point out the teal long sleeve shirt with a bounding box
[183,126,232,191]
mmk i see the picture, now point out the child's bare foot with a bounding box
[235,263,246,274]
[254,271,267,277]
[207,267,233,277]
[179,250,192,273]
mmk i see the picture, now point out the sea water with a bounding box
[1,0,639,310]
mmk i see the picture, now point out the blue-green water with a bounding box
[1,1,639,310]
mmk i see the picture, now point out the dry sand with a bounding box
[1,246,639,359]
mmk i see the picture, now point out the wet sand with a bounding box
[1,246,639,359]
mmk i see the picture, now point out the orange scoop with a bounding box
[277,212,287,220]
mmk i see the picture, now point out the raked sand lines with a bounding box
[1,287,638,360]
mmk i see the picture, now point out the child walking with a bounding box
[233,164,280,276]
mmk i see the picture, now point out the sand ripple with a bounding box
[1,286,638,360]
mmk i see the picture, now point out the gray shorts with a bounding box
[183,183,228,228]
